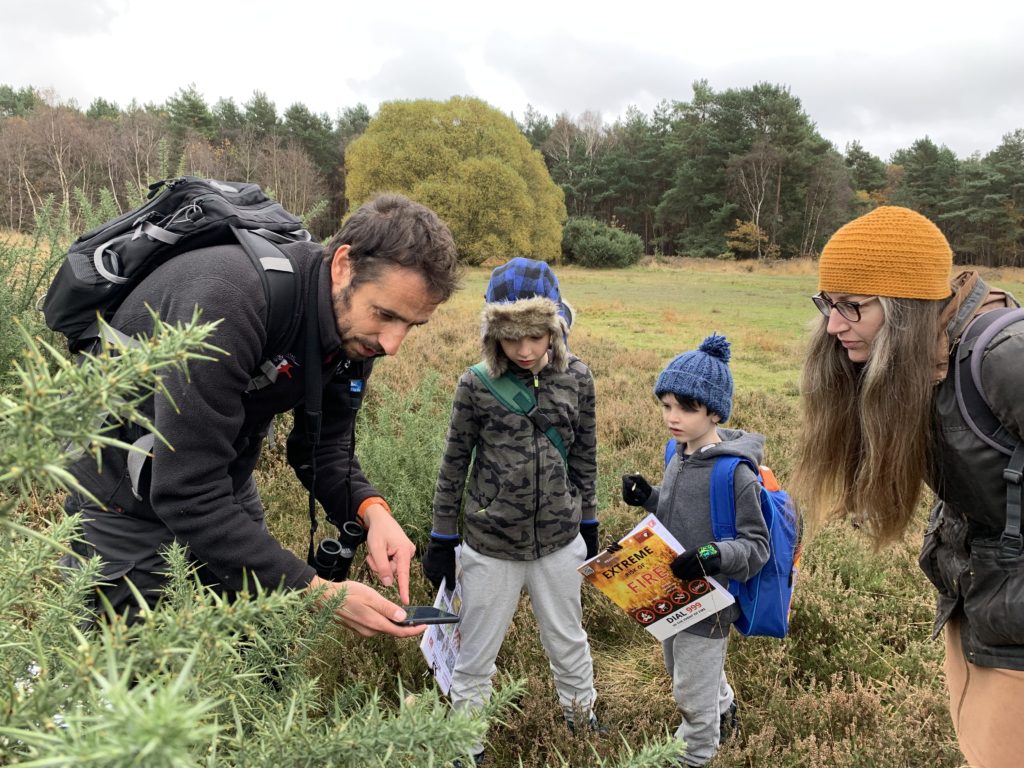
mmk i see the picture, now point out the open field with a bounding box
[254,259,1024,767]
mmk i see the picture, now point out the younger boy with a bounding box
[423,258,600,765]
[621,333,769,767]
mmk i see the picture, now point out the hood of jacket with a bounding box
[933,270,1016,380]
[480,295,569,378]
[672,428,766,468]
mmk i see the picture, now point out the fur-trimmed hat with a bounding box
[655,333,733,422]
[485,257,573,334]
[481,296,569,378]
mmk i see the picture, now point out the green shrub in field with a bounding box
[72,186,130,231]
[562,216,644,268]
[0,522,512,768]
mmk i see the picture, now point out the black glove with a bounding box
[580,521,600,559]
[621,474,652,506]
[422,535,459,590]
[670,543,722,580]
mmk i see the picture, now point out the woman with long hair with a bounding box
[792,206,1024,768]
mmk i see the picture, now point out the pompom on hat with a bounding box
[654,333,734,422]
[819,206,953,300]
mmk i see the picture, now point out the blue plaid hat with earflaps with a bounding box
[485,257,573,333]
[654,333,734,422]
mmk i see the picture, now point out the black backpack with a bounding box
[44,178,338,558]
[42,176,310,356]
[954,306,1024,551]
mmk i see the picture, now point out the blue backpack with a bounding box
[664,441,801,638]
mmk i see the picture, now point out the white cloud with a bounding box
[1,0,1023,158]
[2,0,125,35]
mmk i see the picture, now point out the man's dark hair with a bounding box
[325,193,461,302]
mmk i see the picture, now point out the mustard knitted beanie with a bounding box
[819,206,953,300]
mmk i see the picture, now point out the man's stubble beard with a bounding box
[333,285,384,360]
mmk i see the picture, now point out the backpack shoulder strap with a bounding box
[237,229,307,393]
[1002,443,1024,554]
[469,362,568,464]
[709,455,768,540]
[709,455,746,541]
[470,362,534,413]
[233,227,302,357]
[664,438,677,467]
[954,306,1024,456]
[953,307,1024,554]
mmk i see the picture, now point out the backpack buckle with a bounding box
[1004,467,1023,485]
[132,210,158,227]
[999,531,1024,554]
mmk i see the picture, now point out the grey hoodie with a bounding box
[642,428,770,637]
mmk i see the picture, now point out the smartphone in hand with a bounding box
[394,606,461,626]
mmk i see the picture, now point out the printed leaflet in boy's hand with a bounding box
[577,514,734,640]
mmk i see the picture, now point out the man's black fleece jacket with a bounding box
[68,240,380,592]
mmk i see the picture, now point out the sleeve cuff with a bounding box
[356,496,390,526]
[430,531,461,540]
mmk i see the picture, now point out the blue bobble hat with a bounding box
[485,257,574,332]
[654,333,734,422]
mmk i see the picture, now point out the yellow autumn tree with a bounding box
[345,97,566,265]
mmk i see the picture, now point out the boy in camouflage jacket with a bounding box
[423,258,600,763]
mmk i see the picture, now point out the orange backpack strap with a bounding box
[758,464,781,492]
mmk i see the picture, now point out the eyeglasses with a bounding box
[811,292,880,322]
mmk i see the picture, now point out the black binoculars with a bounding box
[311,520,367,581]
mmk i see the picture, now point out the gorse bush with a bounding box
[2,211,687,767]
[0,199,69,381]
[73,185,132,231]
[0,320,513,768]
[355,371,452,545]
[0,525,516,768]
[0,313,222,506]
[562,216,644,268]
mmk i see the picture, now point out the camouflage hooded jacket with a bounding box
[431,296,597,560]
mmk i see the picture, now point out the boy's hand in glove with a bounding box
[580,521,600,559]
[670,543,722,580]
[422,535,460,590]
[621,474,652,506]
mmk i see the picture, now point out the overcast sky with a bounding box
[3,0,1023,161]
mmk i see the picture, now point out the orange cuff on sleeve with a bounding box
[356,496,391,526]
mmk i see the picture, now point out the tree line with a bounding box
[2,81,1023,266]
[0,84,368,239]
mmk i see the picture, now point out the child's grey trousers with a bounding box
[663,630,735,766]
[450,535,597,750]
